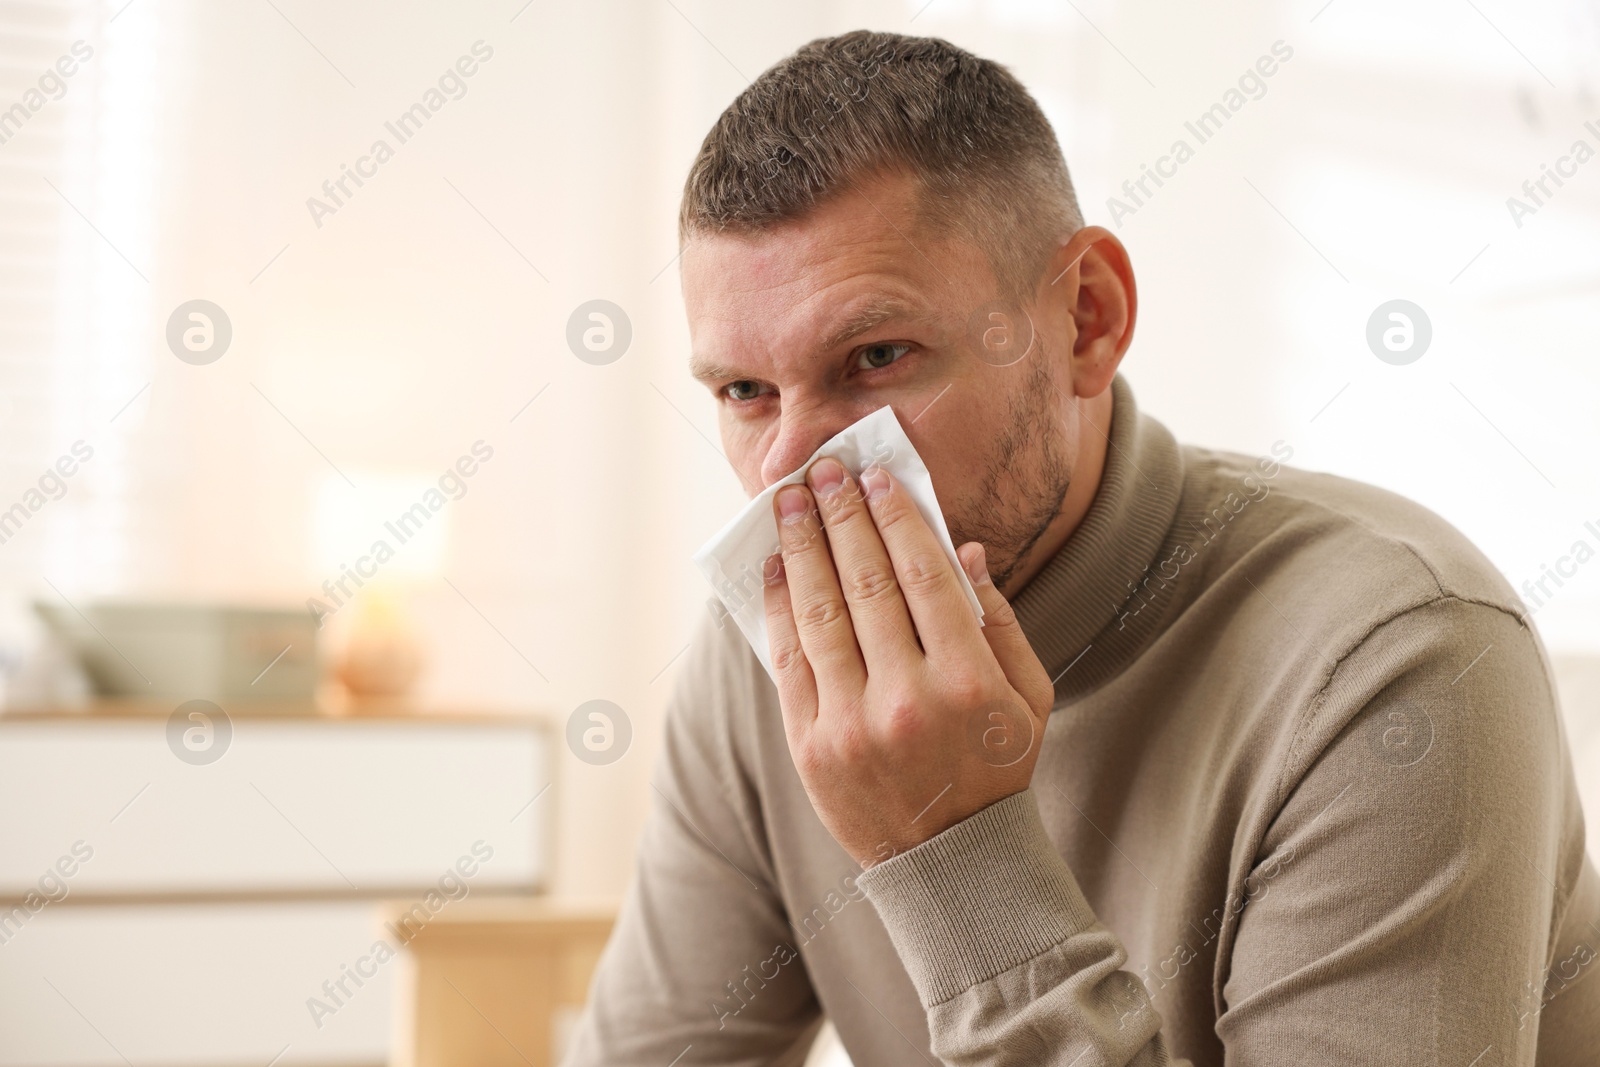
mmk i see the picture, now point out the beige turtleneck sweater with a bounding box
[564,374,1600,1066]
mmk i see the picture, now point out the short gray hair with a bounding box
[679,30,1084,297]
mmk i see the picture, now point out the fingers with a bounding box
[860,466,984,664]
[773,483,867,694]
[805,458,918,674]
[761,552,819,729]
[958,542,1054,716]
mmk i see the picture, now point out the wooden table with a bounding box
[385,896,618,1067]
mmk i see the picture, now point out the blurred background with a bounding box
[0,0,1596,1064]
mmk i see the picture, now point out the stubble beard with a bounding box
[945,351,1075,594]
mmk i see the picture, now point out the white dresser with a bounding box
[0,707,551,1067]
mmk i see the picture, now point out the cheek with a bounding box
[918,374,1057,499]
[719,416,773,496]
[900,423,974,505]
[910,386,1000,465]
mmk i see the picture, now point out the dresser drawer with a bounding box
[0,716,549,897]
[0,901,397,1066]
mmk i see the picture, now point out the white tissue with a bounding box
[693,405,985,683]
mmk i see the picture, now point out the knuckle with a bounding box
[900,552,953,595]
[770,637,806,675]
[789,736,824,776]
[846,565,899,604]
[797,594,847,631]
[829,719,873,766]
[820,482,870,522]
[879,692,925,743]
[820,499,874,552]
[780,511,825,549]
[984,595,1020,628]
[872,493,916,532]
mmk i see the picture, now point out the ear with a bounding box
[1036,226,1136,400]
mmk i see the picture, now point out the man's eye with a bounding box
[724,380,769,402]
[856,343,910,370]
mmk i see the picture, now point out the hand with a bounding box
[762,456,1055,868]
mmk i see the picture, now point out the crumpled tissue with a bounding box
[693,404,985,682]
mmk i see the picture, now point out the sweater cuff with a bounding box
[855,788,1101,1007]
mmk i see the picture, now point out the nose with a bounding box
[759,402,853,489]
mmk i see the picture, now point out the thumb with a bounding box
[958,542,1053,715]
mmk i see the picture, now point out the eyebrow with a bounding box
[689,356,745,384]
[687,296,922,385]
[819,297,918,353]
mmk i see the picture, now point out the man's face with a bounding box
[682,170,1086,592]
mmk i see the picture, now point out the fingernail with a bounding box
[763,552,785,585]
[777,485,811,523]
[964,544,990,585]
[808,457,845,498]
[860,465,891,500]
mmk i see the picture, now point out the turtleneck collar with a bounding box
[1011,373,1186,704]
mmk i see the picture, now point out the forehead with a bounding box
[681,182,976,370]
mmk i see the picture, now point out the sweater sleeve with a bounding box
[1215,595,1595,1064]
[856,596,1596,1066]
[856,788,1185,1066]
[561,615,823,1067]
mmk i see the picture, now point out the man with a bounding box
[565,31,1600,1066]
